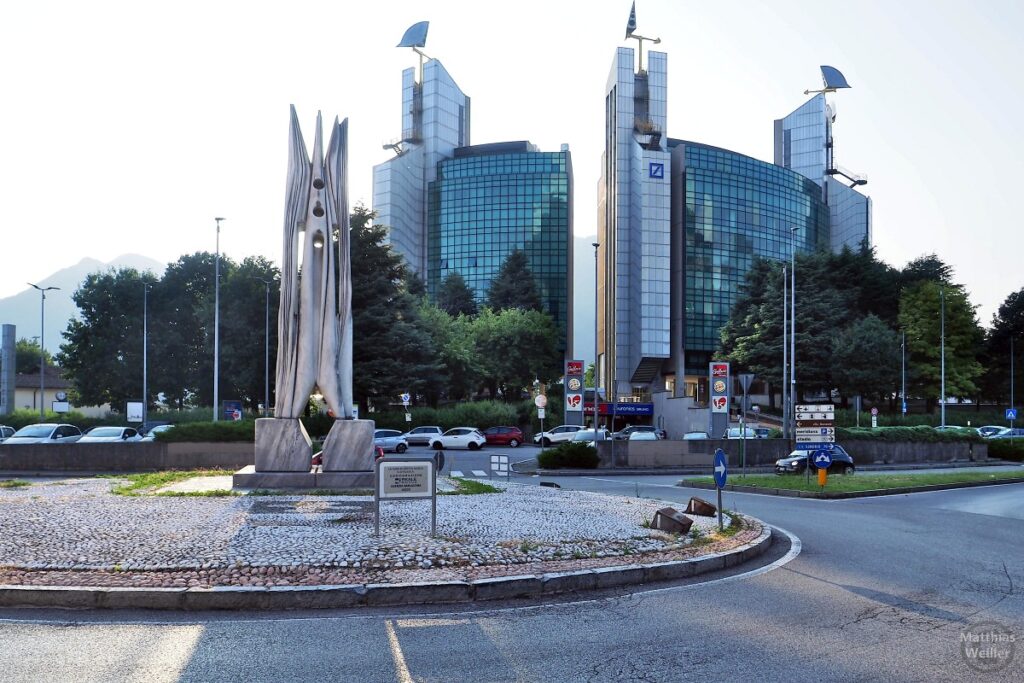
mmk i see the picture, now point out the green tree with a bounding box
[898,280,983,411]
[219,256,281,411]
[13,338,55,374]
[831,314,901,402]
[57,268,157,409]
[487,250,542,312]
[900,254,953,290]
[418,303,480,402]
[350,205,443,407]
[980,286,1024,405]
[437,272,478,316]
[472,307,560,400]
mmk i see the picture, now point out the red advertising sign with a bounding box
[711,363,729,378]
[567,361,583,375]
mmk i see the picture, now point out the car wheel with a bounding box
[396,443,407,454]
[843,465,855,475]
[508,438,520,448]
[541,437,552,447]
[468,441,480,451]
[432,442,443,451]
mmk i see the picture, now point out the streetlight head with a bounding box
[592,242,600,248]
[215,217,226,222]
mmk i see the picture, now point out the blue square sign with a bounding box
[1008,408,1019,420]
[648,162,664,179]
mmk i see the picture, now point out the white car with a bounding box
[533,425,583,446]
[374,429,409,453]
[4,423,83,444]
[571,428,611,444]
[402,425,443,446]
[140,424,174,442]
[428,427,486,450]
[723,427,757,439]
[683,431,709,440]
[0,425,15,443]
[628,431,658,441]
[78,426,142,443]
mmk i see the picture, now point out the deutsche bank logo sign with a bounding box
[648,162,664,179]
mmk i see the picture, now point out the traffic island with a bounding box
[0,476,771,609]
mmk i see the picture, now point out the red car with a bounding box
[482,426,525,448]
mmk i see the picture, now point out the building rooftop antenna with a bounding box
[624,3,660,73]
[397,21,431,84]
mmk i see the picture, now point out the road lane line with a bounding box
[450,470,464,478]
[471,470,487,477]
[384,619,414,683]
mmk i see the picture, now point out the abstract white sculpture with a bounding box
[275,106,353,419]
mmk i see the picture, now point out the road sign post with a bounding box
[535,394,547,454]
[812,449,832,490]
[738,374,754,479]
[796,404,834,483]
[713,448,728,531]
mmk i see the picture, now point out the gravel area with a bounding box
[0,476,755,588]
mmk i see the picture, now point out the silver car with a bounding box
[402,425,443,446]
[0,425,15,443]
[374,429,409,453]
[78,426,142,443]
[4,423,83,444]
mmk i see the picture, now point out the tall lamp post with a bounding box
[143,283,151,428]
[790,227,797,444]
[592,241,601,436]
[901,331,907,415]
[940,287,946,428]
[253,277,276,417]
[782,266,788,438]
[27,283,59,419]
[213,217,225,421]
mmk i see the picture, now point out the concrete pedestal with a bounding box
[232,465,373,490]
[322,419,375,472]
[254,418,312,472]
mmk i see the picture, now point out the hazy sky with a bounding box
[2,0,1021,329]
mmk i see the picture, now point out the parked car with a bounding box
[428,427,486,450]
[533,425,583,446]
[0,425,15,443]
[612,425,663,440]
[934,425,970,433]
[988,428,1024,440]
[482,426,525,448]
[683,431,709,440]
[571,428,611,444]
[977,425,1007,438]
[78,426,142,443]
[723,427,757,439]
[373,429,408,453]
[754,427,772,439]
[628,431,658,441]
[775,445,855,475]
[313,444,383,467]
[139,424,175,442]
[402,425,443,446]
[4,423,83,444]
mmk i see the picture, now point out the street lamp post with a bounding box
[940,287,946,428]
[901,330,907,415]
[213,217,225,421]
[782,266,788,439]
[27,283,59,419]
[143,283,151,428]
[790,227,797,445]
[253,277,276,417]
[592,242,601,436]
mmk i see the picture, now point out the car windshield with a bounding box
[12,425,54,438]
[88,428,122,437]
[786,451,810,459]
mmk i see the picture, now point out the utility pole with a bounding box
[27,283,59,420]
[940,287,946,428]
[143,283,151,428]
[782,266,788,438]
[213,217,225,421]
[901,330,906,415]
[592,242,601,435]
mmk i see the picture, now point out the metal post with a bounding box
[1011,336,1015,441]
[593,242,600,433]
[782,266,787,438]
[901,331,906,416]
[27,283,59,420]
[143,283,149,428]
[213,217,225,421]
[940,287,946,428]
[790,233,796,444]
[263,280,270,417]
[740,405,746,479]
[717,487,724,532]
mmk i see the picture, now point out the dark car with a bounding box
[775,445,855,475]
[612,425,664,441]
[482,426,525,448]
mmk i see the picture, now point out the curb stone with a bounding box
[0,519,772,611]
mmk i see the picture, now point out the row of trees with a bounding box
[719,246,1022,412]
[54,206,562,413]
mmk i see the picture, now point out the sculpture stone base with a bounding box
[254,418,312,472]
[232,466,373,490]
[321,419,375,471]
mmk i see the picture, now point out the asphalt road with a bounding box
[1,476,1022,681]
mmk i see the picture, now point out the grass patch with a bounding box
[106,469,231,496]
[683,470,1024,493]
[246,488,374,496]
[0,479,31,489]
[440,477,503,495]
[155,489,240,497]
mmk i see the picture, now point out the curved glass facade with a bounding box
[672,140,829,374]
[427,143,573,352]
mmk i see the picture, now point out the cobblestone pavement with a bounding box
[0,477,754,588]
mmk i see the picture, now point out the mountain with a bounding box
[0,255,166,354]
[572,235,597,366]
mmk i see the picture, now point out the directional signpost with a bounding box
[796,404,834,483]
[812,449,832,489]
[401,392,411,423]
[713,448,728,531]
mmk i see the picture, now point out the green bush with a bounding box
[988,439,1024,462]
[0,408,113,431]
[156,420,256,442]
[537,442,599,469]
[366,400,524,433]
[837,425,982,443]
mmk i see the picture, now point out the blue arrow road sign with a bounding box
[1008,408,1018,420]
[812,450,833,469]
[713,448,728,488]
[800,442,835,451]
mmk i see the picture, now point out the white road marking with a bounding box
[384,619,414,683]
[471,470,487,477]
[450,470,464,478]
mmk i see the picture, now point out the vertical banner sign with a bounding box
[565,359,585,426]
[709,362,730,439]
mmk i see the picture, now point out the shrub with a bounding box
[836,425,982,444]
[365,400,523,433]
[156,420,256,442]
[988,439,1024,462]
[537,442,599,469]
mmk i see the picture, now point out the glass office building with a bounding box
[427,142,573,354]
[670,140,830,375]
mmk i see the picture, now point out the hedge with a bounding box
[156,420,256,443]
[537,442,599,469]
[988,439,1024,462]
[836,425,983,443]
